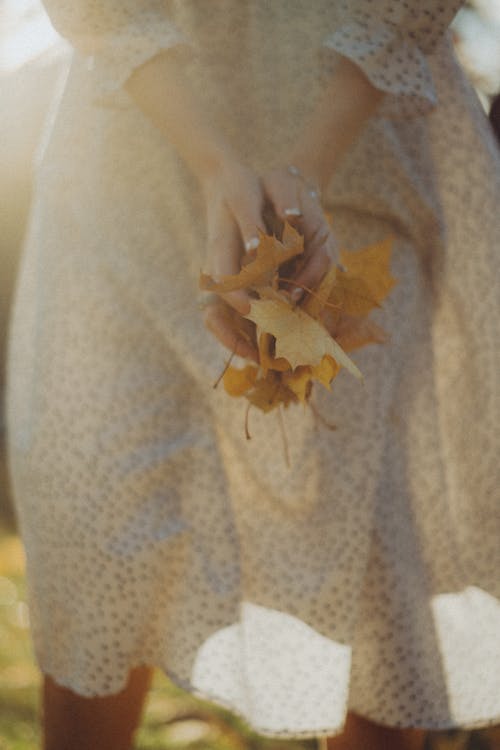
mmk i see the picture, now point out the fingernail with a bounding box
[291,287,303,302]
[245,236,260,252]
[336,263,346,273]
[284,207,302,218]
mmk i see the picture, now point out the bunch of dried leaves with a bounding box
[200,222,396,433]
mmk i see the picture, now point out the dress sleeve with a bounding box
[322,1,464,118]
[42,1,189,94]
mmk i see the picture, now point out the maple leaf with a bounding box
[199,222,304,293]
[245,298,362,379]
[333,315,388,353]
[328,273,380,317]
[329,237,397,317]
[339,236,395,298]
[202,226,396,430]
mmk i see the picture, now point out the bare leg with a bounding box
[326,711,426,750]
[43,666,153,750]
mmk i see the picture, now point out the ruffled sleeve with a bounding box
[323,1,463,118]
[42,1,189,95]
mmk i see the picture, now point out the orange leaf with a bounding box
[199,222,304,293]
[334,315,388,353]
[223,365,259,396]
[328,273,380,317]
[301,265,338,319]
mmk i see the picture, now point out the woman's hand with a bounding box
[126,49,381,364]
[261,165,336,300]
[200,155,337,360]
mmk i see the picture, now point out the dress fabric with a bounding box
[5,0,500,740]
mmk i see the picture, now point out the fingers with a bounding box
[203,302,259,363]
[226,179,267,253]
[292,190,337,293]
[262,167,337,298]
[262,168,302,224]
[205,199,250,315]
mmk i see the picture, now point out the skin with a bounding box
[43,667,153,750]
[42,43,426,750]
[43,668,425,750]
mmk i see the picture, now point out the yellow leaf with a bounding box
[329,273,380,317]
[199,223,304,293]
[223,365,258,396]
[338,237,397,307]
[310,354,340,388]
[280,356,339,403]
[245,298,362,379]
[282,367,313,403]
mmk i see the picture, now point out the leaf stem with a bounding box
[213,350,236,389]
[309,399,337,431]
[244,402,252,440]
[277,406,290,468]
[278,277,342,310]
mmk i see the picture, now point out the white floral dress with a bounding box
[6,0,500,740]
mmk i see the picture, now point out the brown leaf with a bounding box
[258,332,290,375]
[245,372,297,413]
[334,315,388,353]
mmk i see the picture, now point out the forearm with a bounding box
[290,56,384,190]
[125,50,233,181]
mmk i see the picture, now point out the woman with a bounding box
[6,2,500,749]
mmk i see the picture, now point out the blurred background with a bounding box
[0,1,499,748]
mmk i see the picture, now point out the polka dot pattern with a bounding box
[5,0,500,741]
[323,1,463,118]
[42,0,188,95]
